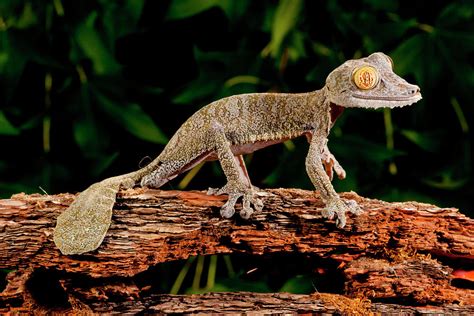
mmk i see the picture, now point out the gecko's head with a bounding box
[325,52,422,109]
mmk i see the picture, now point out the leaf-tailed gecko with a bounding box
[54,52,421,255]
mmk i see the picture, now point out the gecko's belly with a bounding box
[204,136,303,161]
[231,138,289,155]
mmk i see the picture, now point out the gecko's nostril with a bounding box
[409,85,420,95]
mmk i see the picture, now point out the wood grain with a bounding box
[1,188,473,313]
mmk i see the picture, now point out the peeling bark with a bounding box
[0,188,473,313]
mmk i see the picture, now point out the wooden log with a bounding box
[0,188,473,313]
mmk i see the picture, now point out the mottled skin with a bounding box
[54,52,422,255]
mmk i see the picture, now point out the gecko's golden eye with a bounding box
[352,66,379,90]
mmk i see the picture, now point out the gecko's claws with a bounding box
[209,183,262,219]
[220,194,238,218]
[345,199,363,215]
[323,198,362,228]
[240,192,264,219]
[207,187,219,195]
[321,208,335,220]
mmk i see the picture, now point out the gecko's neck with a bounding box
[311,86,345,126]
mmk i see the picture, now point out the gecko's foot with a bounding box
[208,183,263,219]
[323,198,363,228]
[345,199,363,215]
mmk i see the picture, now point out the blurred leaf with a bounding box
[73,118,104,155]
[224,75,262,88]
[95,91,168,144]
[450,98,469,134]
[0,111,19,135]
[166,0,226,20]
[178,162,204,189]
[196,276,271,293]
[391,34,427,77]
[90,152,119,176]
[173,76,219,104]
[75,12,120,75]
[287,31,307,61]
[279,275,314,294]
[400,129,441,152]
[5,2,37,29]
[1,32,34,102]
[0,181,37,196]
[363,0,398,11]
[266,0,303,58]
[172,48,226,104]
[166,0,249,22]
[422,171,468,190]
[218,0,251,23]
[102,0,145,44]
[72,85,108,156]
[0,50,7,71]
[332,135,405,162]
[125,0,145,23]
[437,2,474,29]
[362,18,418,52]
[391,33,443,90]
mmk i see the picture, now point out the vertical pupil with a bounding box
[361,71,373,87]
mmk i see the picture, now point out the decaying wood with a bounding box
[1,188,473,314]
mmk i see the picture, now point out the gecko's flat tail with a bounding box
[53,179,121,255]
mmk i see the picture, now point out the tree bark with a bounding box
[1,188,473,314]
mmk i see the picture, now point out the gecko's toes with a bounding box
[345,199,363,215]
[239,193,261,219]
[335,212,347,228]
[253,198,264,212]
[220,193,241,218]
[321,208,335,220]
[324,198,359,228]
[240,207,253,219]
[220,200,236,218]
[207,187,218,195]
[335,167,346,180]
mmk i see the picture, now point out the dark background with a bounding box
[1,0,473,294]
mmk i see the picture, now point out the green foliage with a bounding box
[0,111,19,135]
[0,0,473,295]
[279,275,314,294]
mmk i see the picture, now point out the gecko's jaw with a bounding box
[347,92,422,109]
[352,92,421,102]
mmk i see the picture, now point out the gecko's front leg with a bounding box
[306,130,362,228]
[207,122,263,219]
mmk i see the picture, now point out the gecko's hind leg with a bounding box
[208,155,260,193]
[140,161,183,189]
[207,123,263,219]
[235,154,261,192]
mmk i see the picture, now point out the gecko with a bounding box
[54,52,421,255]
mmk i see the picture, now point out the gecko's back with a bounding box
[159,92,324,164]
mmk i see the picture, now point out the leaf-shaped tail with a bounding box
[53,177,123,255]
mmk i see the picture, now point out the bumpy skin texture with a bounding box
[54,52,422,255]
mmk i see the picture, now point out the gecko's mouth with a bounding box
[352,92,422,102]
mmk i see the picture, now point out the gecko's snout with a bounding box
[407,84,420,96]
[397,83,421,99]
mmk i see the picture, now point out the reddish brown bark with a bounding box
[1,188,473,313]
